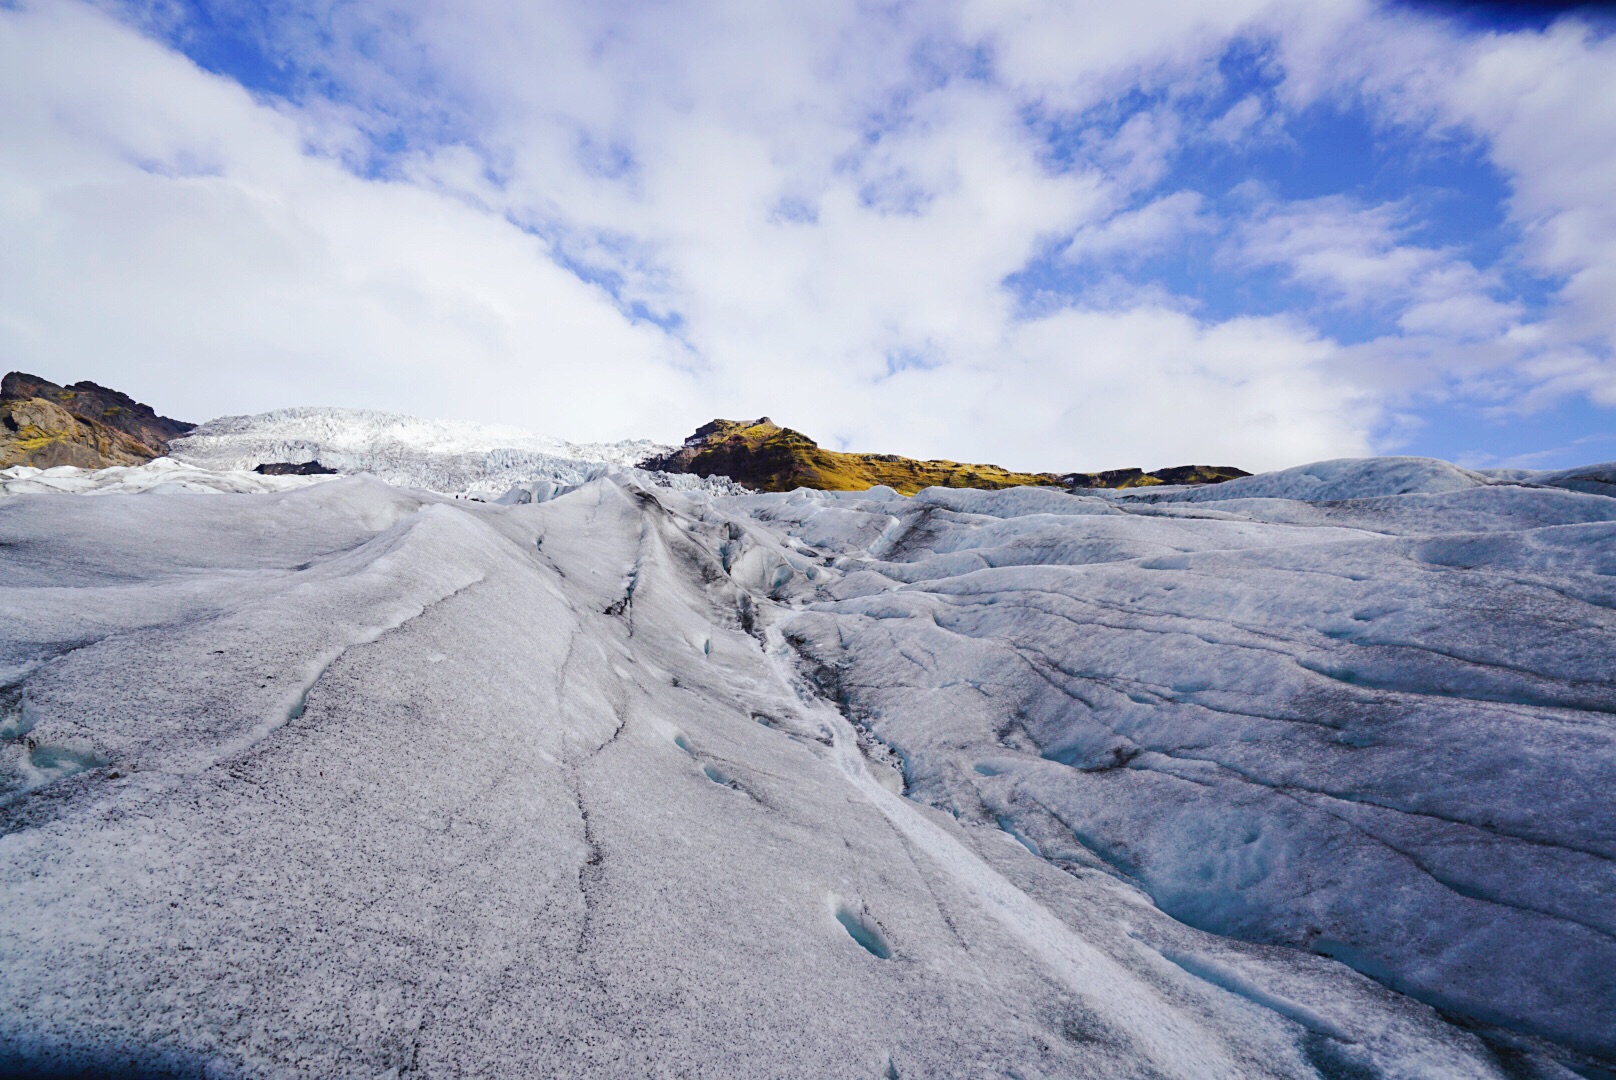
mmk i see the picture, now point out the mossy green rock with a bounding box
[0,372,194,469]
[642,418,1064,495]
[0,397,151,469]
[643,418,1249,495]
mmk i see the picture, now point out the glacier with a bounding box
[1,458,1612,1078]
[1107,455,1616,503]
[0,459,341,497]
[167,407,695,497]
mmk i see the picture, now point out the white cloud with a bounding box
[0,1,692,441]
[0,0,1610,473]
[1238,197,1445,305]
[1443,21,1616,388]
[980,305,1373,469]
[1273,8,1616,413]
[1206,94,1268,144]
[1062,191,1215,262]
[1235,195,1526,347]
[956,0,1355,109]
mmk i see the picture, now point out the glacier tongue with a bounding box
[167,405,688,496]
[1,465,1612,1077]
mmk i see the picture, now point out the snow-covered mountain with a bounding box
[1,457,1612,1077]
[169,406,692,496]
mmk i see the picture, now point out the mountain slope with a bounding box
[0,371,194,469]
[1066,463,1251,489]
[643,417,1249,494]
[1,459,1612,1076]
[640,417,1064,494]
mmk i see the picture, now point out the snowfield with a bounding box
[1,458,1612,1077]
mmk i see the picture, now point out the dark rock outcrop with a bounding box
[643,418,1250,495]
[1063,464,1250,490]
[0,396,150,469]
[254,461,338,476]
[2,373,193,457]
[1,372,195,470]
[641,418,1066,495]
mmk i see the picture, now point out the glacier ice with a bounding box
[1111,455,1502,502]
[0,457,1612,1077]
[167,406,687,497]
[1530,461,1616,499]
[0,458,340,497]
[172,405,671,469]
[163,406,748,499]
[1110,454,1616,504]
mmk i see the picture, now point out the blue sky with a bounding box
[1,0,1613,470]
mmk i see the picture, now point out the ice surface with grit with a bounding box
[0,455,1611,1077]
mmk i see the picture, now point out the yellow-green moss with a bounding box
[686,421,1061,494]
[10,427,64,452]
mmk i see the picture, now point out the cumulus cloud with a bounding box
[1240,198,1448,305]
[0,0,1611,471]
[1237,195,1522,337]
[1274,5,1616,413]
[0,1,692,439]
[1442,20,1616,401]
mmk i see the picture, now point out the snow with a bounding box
[1114,456,1501,502]
[169,405,682,496]
[1,456,1612,1077]
[0,458,338,497]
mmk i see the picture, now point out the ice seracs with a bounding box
[169,405,683,497]
[0,455,1611,1077]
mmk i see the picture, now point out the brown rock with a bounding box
[643,417,1253,495]
[640,418,1064,494]
[1,371,193,458]
[1062,464,1250,489]
[0,397,152,469]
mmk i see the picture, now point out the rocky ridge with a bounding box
[1064,463,1250,489]
[641,417,1250,494]
[0,371,194,469]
